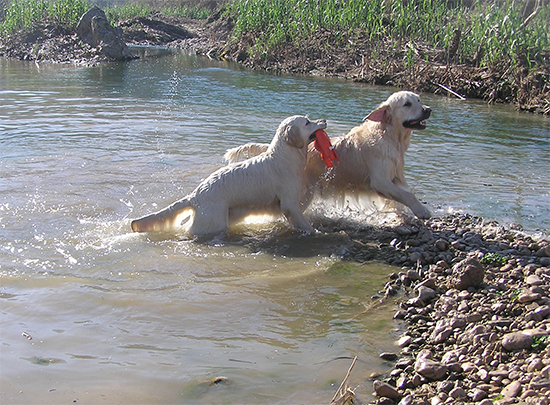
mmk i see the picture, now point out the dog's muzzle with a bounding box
[404,106,431,130]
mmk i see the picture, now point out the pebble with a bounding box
[518,292,541,302]
[526,274,543,285]
[501,380,522,398]
[416,285,436,303]
[449,386,466,398]
[449,255,485,290]
[373,380,401,400]
[361,213,550,405]
[380,352,398,361]
[502,329,547,351]
[469,388,488,401]
[414,357,448,381]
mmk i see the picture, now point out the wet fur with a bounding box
[224,91,432,219]
[131,115,327,237]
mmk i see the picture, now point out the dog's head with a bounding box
[276,115,327,149]
[365,91,431,130]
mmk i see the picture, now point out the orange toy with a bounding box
[313,129,339,168]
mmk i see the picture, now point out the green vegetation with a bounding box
[0,0,213,34]
[480,252,508,266]
[105,2,211,25]
[227,0,550,69]
[1,0,89,33]
[104,3,154,23]
[532,334,550,349]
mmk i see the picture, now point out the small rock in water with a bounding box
[380,352,398,361]
[373,380,402,400]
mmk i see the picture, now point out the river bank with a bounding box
[0,6,549,114]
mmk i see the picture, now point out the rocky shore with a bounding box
[339,214,549,404]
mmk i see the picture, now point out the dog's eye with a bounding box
[404,101,412,107]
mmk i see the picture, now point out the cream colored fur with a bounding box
[131,115,327,237]
[224,91,431,219]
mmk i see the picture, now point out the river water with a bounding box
[1,47,549,404]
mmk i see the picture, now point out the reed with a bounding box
[1,0,89,33]
[1,0,213,33]
[227,0,550,69]
[104,3,153,24]
[104,2,211,24]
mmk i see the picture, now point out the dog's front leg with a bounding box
[370,176,431,219]
[281,200,314,233]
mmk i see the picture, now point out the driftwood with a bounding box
[330,356,358,405]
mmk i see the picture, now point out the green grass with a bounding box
[104,3,154,24]
[480,252,508,266]
[104,2,212,25]
[227,0,550,69]
[1,0,214,34]
[161,4,212,19]
[1,0,90,33]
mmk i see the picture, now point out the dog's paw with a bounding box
[415,206,431,219]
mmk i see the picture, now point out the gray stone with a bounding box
[76,6,135,60]
[435,239,449,251]
[397,335,412,347]
[501,380,522,398]
[373,380,402,400]
[469,388,488,401]
[526,305,550,321]
[536,246,550,257]
[380,352,398,361]
[529,378,550,391]
[526,274,543,285]
[416,285,436,303]
[449,386,466,398]
[449,255,485,290]
[414,351,448,381]
[502,329,548,351]
[518,292,541,303]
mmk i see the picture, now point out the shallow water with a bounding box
[1,47,549,404]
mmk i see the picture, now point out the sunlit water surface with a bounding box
[1,47,549,404]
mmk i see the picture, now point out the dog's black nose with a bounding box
[423,105,432,116]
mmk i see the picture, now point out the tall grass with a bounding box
[1,0,89,33]
[162,3,212,19]
[227,0,550,69]
[0,0,214,34]
[104,3,153,24]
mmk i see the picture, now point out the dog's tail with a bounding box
[223,142,269,163]
[131,198,192,232]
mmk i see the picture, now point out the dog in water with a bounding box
[131,115,327,237]
[224,91,431,219]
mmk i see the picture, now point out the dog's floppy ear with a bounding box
[283,125,305,149]
[364,104,392,124]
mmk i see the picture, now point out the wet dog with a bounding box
[131,115,327,237]
[224,91,431,219]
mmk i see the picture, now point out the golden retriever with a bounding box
[224,91,431,219]
[131,115,327,237]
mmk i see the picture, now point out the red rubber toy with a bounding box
[313,129,339,168]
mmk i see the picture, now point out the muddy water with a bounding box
[0,47,548,404]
